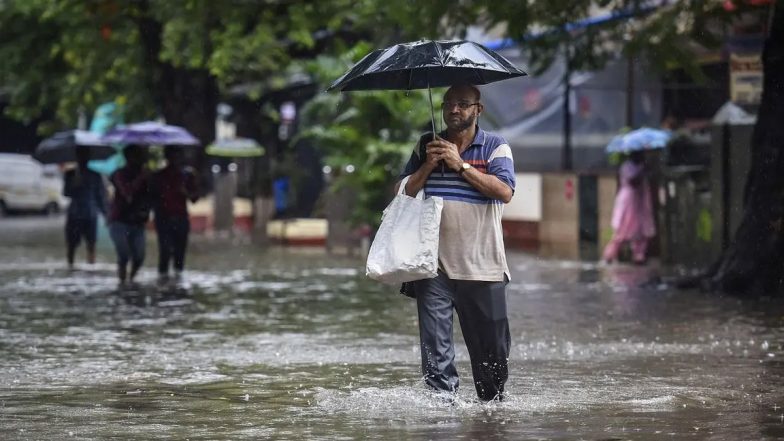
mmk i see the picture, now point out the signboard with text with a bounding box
[729,52,762,106]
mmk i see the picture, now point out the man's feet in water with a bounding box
[484,392,507,403]
[426,389,458,407]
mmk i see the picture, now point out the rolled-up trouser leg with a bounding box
[415,272,459,393]
[454,279,510,401]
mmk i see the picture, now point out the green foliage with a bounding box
[400,0,746,80]
[697,207,713,243]
[295,47,432,227]
[608,151,624,166]
[0,0,382,132]
[0,0,153,131]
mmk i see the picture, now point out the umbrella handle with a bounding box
[427,81,436,136]
[426,79,445,177]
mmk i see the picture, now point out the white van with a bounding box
[0,153,67,215]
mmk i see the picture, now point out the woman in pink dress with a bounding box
[603,151,656,264]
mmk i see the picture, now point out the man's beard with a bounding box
[447,112,477,132]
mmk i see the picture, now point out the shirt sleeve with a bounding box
[487,142,516,193]
[399,132,438,180]
[399,151,421,180]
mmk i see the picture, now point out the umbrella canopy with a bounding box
[101,121,200,146]
[34,130,116,164]
[206,138,265,157]
[606,127,672,153]
[328,40,527,92]
[329,39,527,141]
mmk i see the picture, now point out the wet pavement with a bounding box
[1,215,784,439]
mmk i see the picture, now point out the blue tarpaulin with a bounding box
[87,102,125,176]
[484,5,660,50]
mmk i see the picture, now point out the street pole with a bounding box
[562,44,573,171]
[626,52,635,128]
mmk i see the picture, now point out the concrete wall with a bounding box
[505,173,542,222]
[539,173,580,259]
[212,171,237,232]
[501,172,616,260]
[503,173,542,251]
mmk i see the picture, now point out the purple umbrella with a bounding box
[101,121,200,146]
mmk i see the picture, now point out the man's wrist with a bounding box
[456,162,471,175]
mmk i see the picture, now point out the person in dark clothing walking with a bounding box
[63,146,108,269]
[108,145,151,287]
[152,146,198,286]
[397,84,516,402]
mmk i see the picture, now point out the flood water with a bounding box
[1,216,784,440]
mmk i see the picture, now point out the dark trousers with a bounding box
[65,216,98,248]
[415,271,510,401]
[155,216,190,275]
[108,222,145,268]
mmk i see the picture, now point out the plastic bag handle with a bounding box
[398,175,425,200]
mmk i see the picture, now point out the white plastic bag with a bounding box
[366,176,443,285]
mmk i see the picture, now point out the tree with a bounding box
[0,0,382,144]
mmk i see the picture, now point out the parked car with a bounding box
[0,153,67,215]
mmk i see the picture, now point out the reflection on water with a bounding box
[1,221,784,439]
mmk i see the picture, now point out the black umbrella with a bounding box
[328,40,526,176]
[34,130,117,164]
[328,40,526,91]
[328,39,527,135]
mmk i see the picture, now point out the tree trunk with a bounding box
[134,2,218,146]
[703,2,784,295]
[158,67,218,145]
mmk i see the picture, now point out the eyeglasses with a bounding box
[441,101,480,110]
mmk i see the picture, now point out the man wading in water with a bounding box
[396,84,515,402]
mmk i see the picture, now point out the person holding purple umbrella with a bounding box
[108,145,152,288]
[151,146,199,287]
